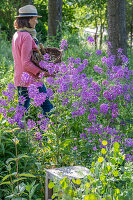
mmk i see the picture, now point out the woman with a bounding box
[12,5,53,117]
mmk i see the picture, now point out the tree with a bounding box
[48,0,63,43]
[107,0,127,56]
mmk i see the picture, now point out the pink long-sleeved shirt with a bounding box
[12,31,41,87]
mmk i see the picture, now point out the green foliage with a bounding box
[33,0,48,42]
[0,0,20,40]
[50,143,133,200]
[0,35,14,90]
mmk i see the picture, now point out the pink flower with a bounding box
[73,146,77,150]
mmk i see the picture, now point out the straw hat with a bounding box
[16,5,42,18]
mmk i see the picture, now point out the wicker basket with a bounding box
[44,47,62,64]
[31,43,62,68]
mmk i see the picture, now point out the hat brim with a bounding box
[15,15,42,18]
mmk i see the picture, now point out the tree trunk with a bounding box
[94,18,98,49]
[48,0,63,42]
[107,0,127,56]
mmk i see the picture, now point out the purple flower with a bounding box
[32,93,47,107]
[115,69,125,79]
[91,81,101,93]
[77,64,85,73]
[47,77,55,85]
[74,58,81,65]
[101,55,115,68]
[47,88,54,98]
[60,39,68,50]
[19,96,26,105]
[37,113,44,119]
[72,106,86,117]
[43,53,50,61]
[121,55,128,65]
[63,98,69,106]
[103,90,113,101]
[102,80,109,87]
[73,146,77,150]
[28,84,47,107]
[94,65,103,74]
[89,95,99,103]
[100,103,109,114]
[117,48,123,54]
[7,117,15,125]
[83,59,88,66]
[28,84,39,98]
[0,99,8,106]
[111,108,119,118]
[27,119,36,130]
[80,133,87,139]
[21,72,32,84]
[90,107,98,115]
[87,36,94,44]
[39,60,47,70]
[96,49,102,55]
[34,132,42,141]
[93,146,97,150]
[105,41,112,49]
[85,52,91,57]
[8,107,16,112]
[109,85,123,98]
[8,83,15,91]
[124,94,131,103]
[88,114,96,122]
[68,57,75,63]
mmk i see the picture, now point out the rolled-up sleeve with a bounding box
[21,34,40,75]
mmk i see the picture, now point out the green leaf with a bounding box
[13,178,27,184]
[60,139,73,148]
[2,174,11,182]
[14,182,26,193]
[0,181,11,185]
[75,179,81,185]
[6,157,18,164]
[46,143,54,151]
[30,183,39,198]
[17,154,29,159]
[48,182,54,189]
[19,173,35,178]
[25,184,31,192]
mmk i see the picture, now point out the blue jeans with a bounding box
[17,84,53,117]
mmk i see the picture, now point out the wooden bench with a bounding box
[45,166,90,200]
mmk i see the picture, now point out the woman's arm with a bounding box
[21,34,41,75]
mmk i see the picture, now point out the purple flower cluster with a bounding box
[96,49,102,55]
[21,72,32,85]
[27,119,36,131]
[60,39,68,50]
[0,83,27,127]
[87,36,94,44]
[100,103,109,114]
[28,83,47,107]
[43,53,50,61]
[94,65,103,74]
[101,55,115,68]
[85,52,91,57]
[117,48,129,65]
[34,132,42,141]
